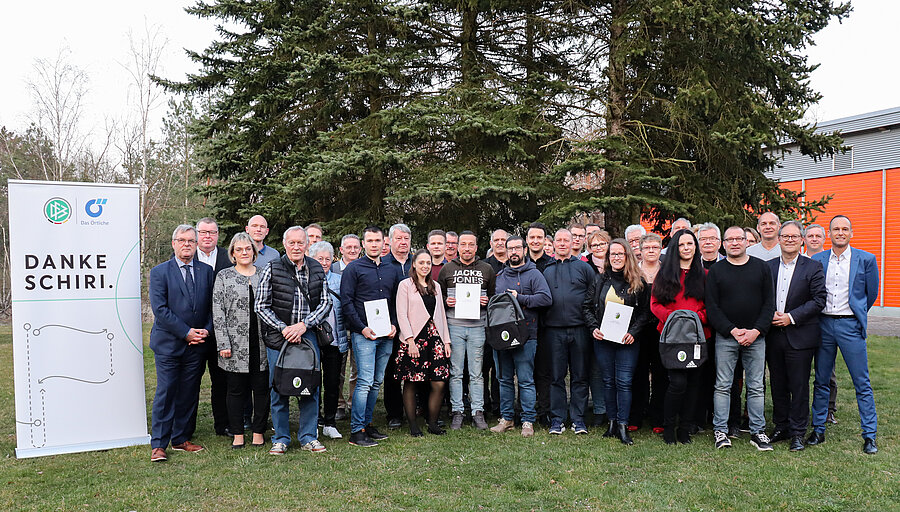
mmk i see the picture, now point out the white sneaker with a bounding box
[301,439,327,453]
[322,426,343,439]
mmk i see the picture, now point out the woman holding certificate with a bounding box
[583,239,651,445]
[395,249,452,437]
[649,229,710,445]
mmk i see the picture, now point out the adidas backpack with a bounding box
[658,309,707,370]
[272,336,321,397]
[485,292,530,351]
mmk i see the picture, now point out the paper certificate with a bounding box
[599,302,634,344]
[455,283,482,320]
[364,299,392,337]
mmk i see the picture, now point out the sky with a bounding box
[0,0,897,148]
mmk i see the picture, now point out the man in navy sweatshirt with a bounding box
[541,229,595,435]
[490,235,552,437]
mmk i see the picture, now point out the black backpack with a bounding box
[272,336,321,397]
[485,292,530,351]
[658,309,707,370]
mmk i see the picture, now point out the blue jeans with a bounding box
[594,340,639,424]
[448,325,486,413]
[350,333,392,433]
[590,362,606,415]
[812,316,877,438]
[546,326,590,425]
[266,331,320,446]
[494,339,537,423]
[712,334,766,434]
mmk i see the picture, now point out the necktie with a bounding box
[183,264,195,307]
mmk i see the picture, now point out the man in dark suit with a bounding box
[808,215,880,454]
[195,217,234,436]
[148,224,215,462]
[765,221,826,451]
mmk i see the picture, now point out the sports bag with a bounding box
[658,309,707,370]
[272,336,321,396]
[485,292,530,351]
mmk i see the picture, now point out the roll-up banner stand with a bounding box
[9,180,149,458]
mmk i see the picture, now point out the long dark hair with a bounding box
[409,249,436,296]
[652,229,705,304]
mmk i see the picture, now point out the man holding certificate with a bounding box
[582,238,651,445]
[437,231,496,430]
[340,226,403,447]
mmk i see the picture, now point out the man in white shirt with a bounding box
[808,215,880,454]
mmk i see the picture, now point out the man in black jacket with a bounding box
[706,226,776,451]
[542,229,595,435]
[765,221,826,451]
[256,226,333,455]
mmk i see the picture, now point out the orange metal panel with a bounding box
[803,170,883,305]
[884,168,900,307]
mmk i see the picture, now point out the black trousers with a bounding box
[766,330,815,436]
[320,344,345,426]
[190,344,229,435]
[225,368,269,434]
[630,330,668,428]
[695,336,716,427]
[482,345,501,416]
[534,328,552,419]
[664,368,700,429]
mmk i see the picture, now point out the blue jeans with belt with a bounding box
[266,331,320,446]
[812,316,877,439]
[494,338,537,423]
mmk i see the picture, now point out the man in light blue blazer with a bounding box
[808,215,879,454]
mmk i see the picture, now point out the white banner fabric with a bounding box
[9,180,149,458]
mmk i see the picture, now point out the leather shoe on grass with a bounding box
[863,438,878,455]
[789,436,805,452]
[150,448,167,462]
[769,429,791,443]
[171,441,204,452]
[806,432,825,446]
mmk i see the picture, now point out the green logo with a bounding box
[501,330,510,341]
[292,377,302,388]
[677,351,687,362]
[44,197,71,224]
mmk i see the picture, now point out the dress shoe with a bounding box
[662,427,676,445]
[770,429,791,443]
[150,448,167,462]
[789,436,805,452]
[805,432,825,446]
[863,438,878,455]
[172,441,204,452]
[366,424,389,440]
[826,411,838,424]
[231,443,245,450]
[387,418,402,429]
[676,428,692,445]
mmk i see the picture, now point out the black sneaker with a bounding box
[714,430,732,449]
[349,430,378,447]
[366,425,388,441]
[750,432,774,451]
[727,425,742,439]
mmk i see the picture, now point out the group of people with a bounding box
[147,211,880,462]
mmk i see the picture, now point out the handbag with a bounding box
[312,321,335,348]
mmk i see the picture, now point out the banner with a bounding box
[9,180,149,458]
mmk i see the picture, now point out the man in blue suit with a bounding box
[808,215,880,454]
[148,224,215,462]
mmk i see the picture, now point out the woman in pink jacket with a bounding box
[395,249,453,436]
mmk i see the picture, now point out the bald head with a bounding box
[245,215,270,246]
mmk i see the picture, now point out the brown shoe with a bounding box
[171,441,204,452]
[490,418,515,433]
[150,448,167,462]
[521,422,534,438]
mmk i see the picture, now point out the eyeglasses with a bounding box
[285,241,306,248]
[642,245,661,251]
[608,253,626,258]
[198,230,218,236]
[779,234,802,241]
[173,238,196,245]
[571,234,585,239]
[723,237,746,244]
[507,245,525,252]
[698,237,720,243]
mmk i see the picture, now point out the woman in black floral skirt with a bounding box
[395,250,453,436]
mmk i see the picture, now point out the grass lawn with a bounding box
[0,324,897,511]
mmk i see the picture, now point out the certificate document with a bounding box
[364,299,392,337]
[599,302,633,344]
[455,283,482,320]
